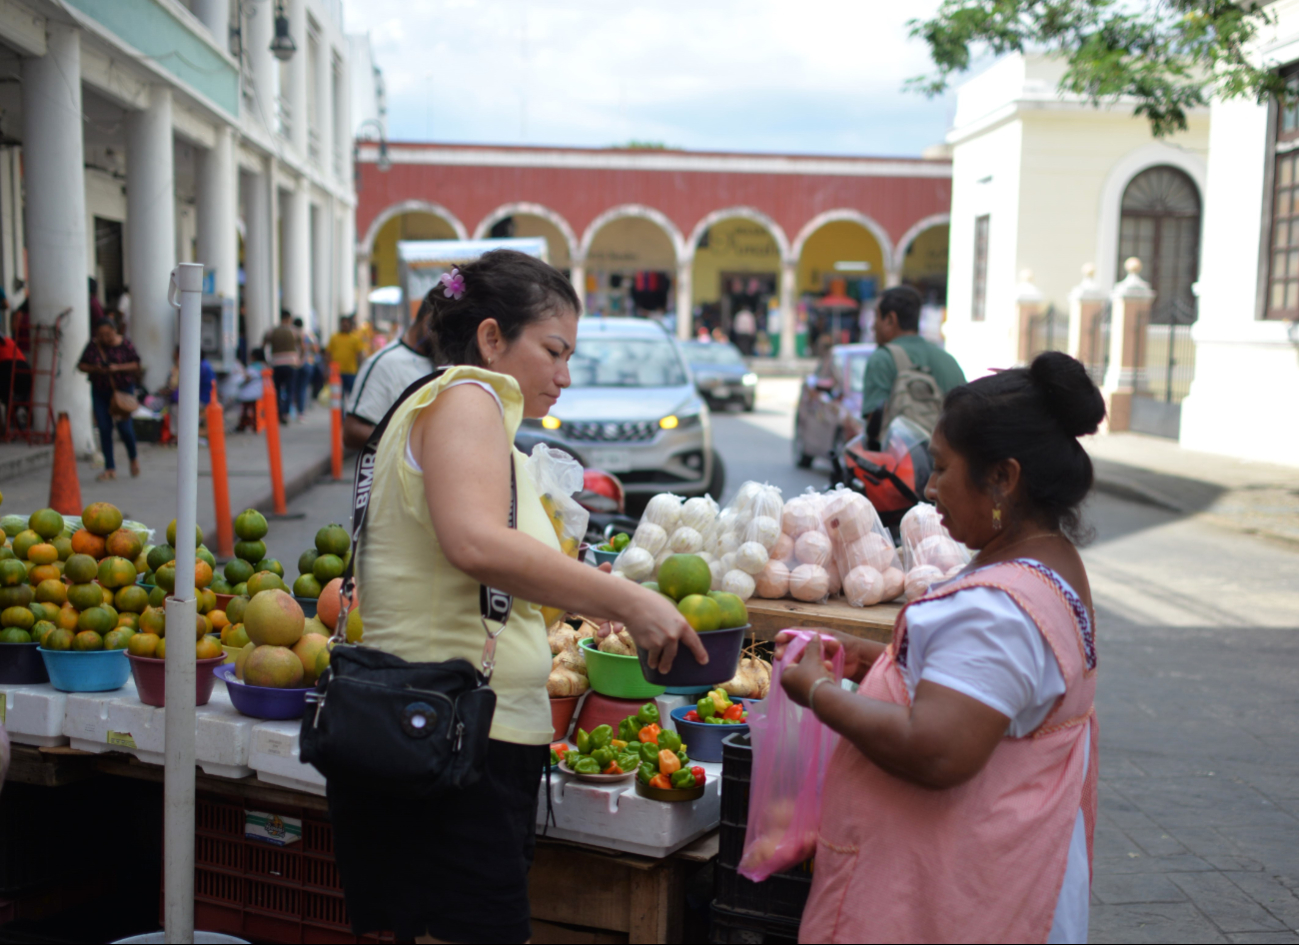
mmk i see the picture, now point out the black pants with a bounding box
[271,365,295,421]
[92,389,137,471]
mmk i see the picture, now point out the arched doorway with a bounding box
[900,223,949,305]
[690,215,785,351]
[475,204,577,274]
[1117,165,1200,324]
[370,211,461,290]
[583,214,678,318]
[795,218,886,352]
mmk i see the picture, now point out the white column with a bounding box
[675,260,692,339]
[288,0,308,158]
[312,198,333,336]
[282,181,311,320]
[779,259,797,360]
[248,0,275,137]
[23,24,92,450]
[126,86,177,389]
[193,0,230,48]
[242,168,273,350]
[338,205,356,315]
[570,260,586,314]
[315,41,333,173]
[197,126,238,301]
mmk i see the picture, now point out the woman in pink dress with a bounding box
[780,351,1105,944]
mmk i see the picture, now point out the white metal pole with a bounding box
[164,261,204,944]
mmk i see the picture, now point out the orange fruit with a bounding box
[139,606,166,636]
[317,578,344,630]
[28,509,65,540]
[195,636,223,660]
[44,628,74,651]
[244,589,305,647]
[128,632,160,657]
[12,530,41,561]
[26,543,58,566]
[51,537,72,561]
[676,594,722,633]
[221,623,250,648]
[155,564,176,593]
[115,612,139,631]
[658,555,712,602]
[208,609,230,631]
[28,564,59,585]
[81,502,123,537]
[34,579,67,605]
[66,582,103,611]
[77,606,115,634]
[103,628,134,650]
[64,553,98,584]
[0,559,26,587]
[1,606,33,629]
[114,585,149,614]
[291,634,330,685]
[72,629,104,651]
[70,529,106,559]
[97,556,137,589]
[194,560,213,590]
[105,529,143,561]
[56,605,78,631]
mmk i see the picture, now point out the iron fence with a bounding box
[1086,302,1111,386]
[1142,298,1197,404]
[1028,304,1070,358]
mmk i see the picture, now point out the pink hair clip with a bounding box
[439,268,465,300]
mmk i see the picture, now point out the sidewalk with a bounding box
[1086,433,1299,546]
[0,408,337,546]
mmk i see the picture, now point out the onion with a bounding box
[744,515,782,551]
[643,493,682,532]
[632,521,668,556]
[668,526,704,554]
[709,558,726,591]
[736,541,770,575]
[615,546,655,582]
[681,495,719,532]
[752,486,784,521]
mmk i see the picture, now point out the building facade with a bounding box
[2,0,360,453]
[353,142,953,356]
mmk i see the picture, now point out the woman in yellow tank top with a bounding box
[328,250,707,944]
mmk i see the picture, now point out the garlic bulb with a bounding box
[736,541,770,575]
[681,495,719,532]
[744,515,782,551]
[793,530,832,567]
[632,520,668,556]
[843,566,885,607]
[754,560,790,598]
[722,569,757,600]
[668,526,704,554]
[615,546,655,582]
[643,493,682,532]
[788,564,830,602]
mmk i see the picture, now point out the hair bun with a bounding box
[1028,351,1106,438]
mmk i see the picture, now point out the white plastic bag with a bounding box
[821,486,905,607]
[525,444,589,559]
[704,482,783,600]
[751,489,834,604]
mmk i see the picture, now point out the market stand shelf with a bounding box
[744,597,900,644]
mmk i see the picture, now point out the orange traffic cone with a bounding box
[48,412,82,515]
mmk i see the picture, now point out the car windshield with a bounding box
[682,343,745,366]
[570,337,689,388]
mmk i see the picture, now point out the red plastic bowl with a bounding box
[128,654,227,707]
[573,691,660,742]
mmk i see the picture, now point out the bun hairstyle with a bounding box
[936,351,1106,542]
[422,249,581,367]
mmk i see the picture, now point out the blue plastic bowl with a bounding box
[215,664,313,720]
[293,595,319,619]
[39,648,131,693]
[669,700,755,762]
[591,548,621,568]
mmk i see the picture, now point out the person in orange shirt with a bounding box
[325,316,367,398]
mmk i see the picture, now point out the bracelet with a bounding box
[807,676,833,716]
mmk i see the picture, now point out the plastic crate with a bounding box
[710,900,801,944]
[720,731,752,828]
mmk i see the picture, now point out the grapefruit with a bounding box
[234,539,266,563]
[208,609,229,631]
[315,648,329,680]
[298,548,320,577]
[244,644,305,688]
[677,594,722,633]
[128,633,160,657]
[707,591,749,630]
[82,502,123,536]
[115,585,149,614]
[51,536,72,561]
[70,529,106,559]
[0,627,30,643]
[28,509,64,540]
[244,589,305,647]
[139,607,166,636]
[166,519,203,548]
[77,607,114,634]
[56,605,78,630]
[315,524,350,557]
[346,608,363,643]
[44,628,74,651]
[103,628,134,650]
[195,636,223,660]
[246,571,285,597]
[303,615,328,637]
[657,554,712,602]
[254,558,283,578]
[221,623,250,648]
[291,633,330,684]
[0,558,24,587]
[1,606,33,629]
[12,530,41,561]
[105,529,143,561]
[72,630,104,651]
[26,542,58,565]
[292,573,322,599]
[34,579,67,605]
[234,642,255,679]
[64,553,98,584]
[312,554,343,584]
[316,578,343,629]
[146,544,175,572]
[29,564,59,585]
[234,509,269,541]
[224,558,254,585]
[225,596,248,624]
[97,556,137,589]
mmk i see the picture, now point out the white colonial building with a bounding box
[0,0,365,453]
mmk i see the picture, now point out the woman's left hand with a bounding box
[780,634,832,708]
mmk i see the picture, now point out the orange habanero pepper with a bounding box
[638,723,662,744]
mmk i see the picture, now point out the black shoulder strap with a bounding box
[335,368,517,679]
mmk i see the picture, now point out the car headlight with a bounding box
[660,412,702,430]
[541,415,562,430]
[742,373,758,386]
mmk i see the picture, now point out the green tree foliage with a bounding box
[908,1,1285,137]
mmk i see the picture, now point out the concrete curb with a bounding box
[244,450,336,523]
[0,446,54,485]
[1091,474,1185,514]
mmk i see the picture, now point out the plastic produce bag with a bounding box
[702,481,783,600]
[525,443,589,559]
[740,630,845,881]
[900,503,971,601]
[821,485,905,607]
[612,492,687,580]
[752,489,834,603]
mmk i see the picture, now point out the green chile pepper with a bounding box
[549,748,560,766]
[573,756,601,775]
[696,697,716,719]
[617,752,640,772]
[706,716,724,724]
[637,703,660,726]
[671,768,695,789]
[638,761,656,784]
[676,749,690,768]
[612,532,631,551]
[589,724,613,750]
[618,717,641,743]
[591,746,615,769]
[658,730,682,753]
[575,728,591,754]
[640,741,661,766]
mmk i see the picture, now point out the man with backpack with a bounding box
[861,286,966,449]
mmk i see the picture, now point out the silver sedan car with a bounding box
[520,318,725,509]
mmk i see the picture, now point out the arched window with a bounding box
[1117,166,1201,324]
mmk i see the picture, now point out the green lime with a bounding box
[676,594,721,633]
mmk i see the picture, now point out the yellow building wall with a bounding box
[586,216,676,271]
[371,212,459,288]
[901,224,949,281]
[795,220,884,294]
[691,217,780,305]
[512,214,572,269]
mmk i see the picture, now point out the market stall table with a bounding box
[744,597,900,644]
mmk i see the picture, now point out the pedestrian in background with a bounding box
[733,307,757,355]
[78,319,141,480]
[326,315,366,400]
[343,305,433,449]
[262,310,299,424]
[293,316,318,422]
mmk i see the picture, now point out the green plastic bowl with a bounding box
[580,637,666,699]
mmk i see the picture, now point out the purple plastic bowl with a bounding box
[0,642,50,684]
[214,664,313,720]
[636,624,747,689]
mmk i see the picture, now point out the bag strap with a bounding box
[95,343,121,392]
[333,369,518,682]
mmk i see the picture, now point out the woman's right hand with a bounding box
[620,585,709,674]
[774,628,878,683]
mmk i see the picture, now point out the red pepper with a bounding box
[690,765,706,787]
[684,710,700,722]
[551,742,569,756]
[723,704,745,721]
[649,773,672,790]
[603,762,623,775]
[638,723,662,744]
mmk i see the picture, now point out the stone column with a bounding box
[282,181,311,321]
[779,259,797,360]
[1102,257,1155,432]
[247,0,275,137]
[312,198,333,336]
[197,126,238,301]
[1014,269,1044,365]
[1067,263,1106,375]
[355,253,371,326]
[23,24,92,450]
[192,0,230,48]
[675,260,692,340]
[315,35,333,173]
[338,205,356,315]
[288,0,308,158]
[126,85,177,391]
[569,260,585,314]
[242,168,273,352]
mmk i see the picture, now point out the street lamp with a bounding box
[270,1,296,61]
[354,118,391,190]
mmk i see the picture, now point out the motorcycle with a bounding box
[513,428,639,545]
[837,416,935,532]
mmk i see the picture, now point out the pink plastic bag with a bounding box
[739,630,845,881]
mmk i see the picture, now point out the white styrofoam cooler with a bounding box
[0,682,70,746]
[248,719,325,796]
[536,758,722,858]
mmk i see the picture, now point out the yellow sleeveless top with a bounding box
[355,366,556,745]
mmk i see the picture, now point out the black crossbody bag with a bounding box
[300,370,516,799]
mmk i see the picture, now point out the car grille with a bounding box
[563,420,657,443]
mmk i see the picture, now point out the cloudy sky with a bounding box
[343,0,957,157]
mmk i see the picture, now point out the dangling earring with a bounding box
[992,502,1003,531]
